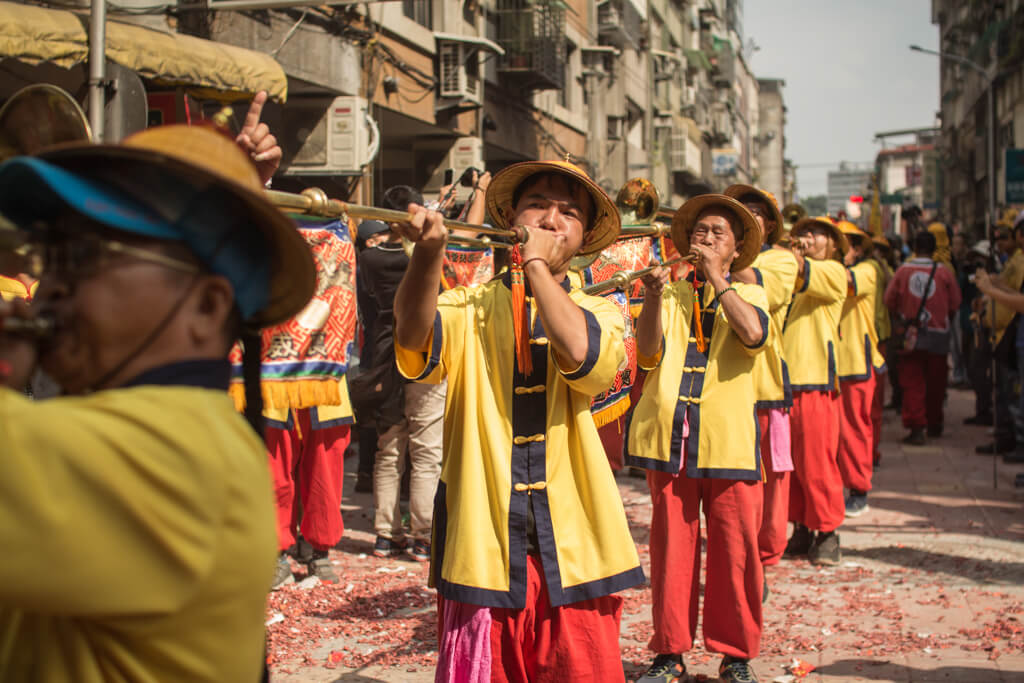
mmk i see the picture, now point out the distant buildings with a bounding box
[827,162,872,216]
[929,0,1024,234]
[0,0,792,211]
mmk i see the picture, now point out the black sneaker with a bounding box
[719,657,758,682]
[272,553,295,590]
[637,654,685,682]
[964,414,994,426]
[408,539,430,562]
[1003,450,1024,464]
[307,550,339,583]
[354,472,374,493]
[845,491,869,518]
[1015,473,1024,488]
[373,535,406,558]
[926,424,943,438]
[808,531,841,566]
[762,573,769,604]
[902,429,926,446]
[783,524,813,558]
[976,440,1015,455]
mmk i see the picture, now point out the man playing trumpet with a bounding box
[628,195,768,683]
[392,161,644,681]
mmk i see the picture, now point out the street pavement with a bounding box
[269,385,1024,682]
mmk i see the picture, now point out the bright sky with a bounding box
[744,0,940,200]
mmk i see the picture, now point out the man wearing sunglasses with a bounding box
[0,124,315,682]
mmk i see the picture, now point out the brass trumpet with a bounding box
[581,255,693,296]
[266,188,519,249]
[571,178,668,271]
[0,315,55,338]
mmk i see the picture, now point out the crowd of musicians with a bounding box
[0,91,984,683]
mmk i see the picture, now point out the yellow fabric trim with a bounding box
[529,337,549,345]
[513,385,546,394]
[230,377,348,413]
[512,434,545,444]
[0,2,287,101]
[682,366,706,373]
[591,395,631,429]
[513,481,548,492]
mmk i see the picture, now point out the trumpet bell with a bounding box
[615,178,660,226]
[0,84,92,162]
[782,202,807,226]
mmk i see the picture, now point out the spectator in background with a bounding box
[884,231,962,445]
[353,219,391,493]
[359,186,445,562]
[975,267,1024,477]
[869,236,894,466]
[963,239,993,425]
[950,231,970,387]
[975,222,1024,454]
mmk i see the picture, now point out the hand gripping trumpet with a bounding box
[580,255,694,296]
[266,188,525,249]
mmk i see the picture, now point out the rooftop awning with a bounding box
[433,31,505,56]
[0,1,288,101]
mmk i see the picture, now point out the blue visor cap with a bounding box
[0,156,270,319]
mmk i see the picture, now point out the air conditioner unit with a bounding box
[282,96,374,176]
[438,41,481,103]
[422,136,485,194]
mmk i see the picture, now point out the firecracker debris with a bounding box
[271,388,1024,682]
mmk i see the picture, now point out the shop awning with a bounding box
[0,1,288,101]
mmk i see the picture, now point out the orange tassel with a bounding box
[693,283,706,353]
[510,245,533,375]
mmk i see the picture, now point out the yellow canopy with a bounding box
[0,1,287,102]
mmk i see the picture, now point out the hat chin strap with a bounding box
[83,276,201,393]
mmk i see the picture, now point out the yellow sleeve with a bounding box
[722,282,772,357]
[755,251,799,314]
[558,291,626,397]
[797,258,848,304]
[849,261,877,299]
[0,389,222,615]
[395,287,468,384]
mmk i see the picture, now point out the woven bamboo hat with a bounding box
[792,215,850,258]
[485,160,620,255]
[723,184,784,245]
[35,124,315,327]
[670,194,763,272]
[837,219,870,247]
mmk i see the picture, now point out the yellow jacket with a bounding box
[626,279,770,479]
[783,258,847,392]
[838,260,886,381]
[395,274,643,608]
[0,362,275,682]
[0,275,37,301]
[751,246,799,407]
[987,248,1024,345]
[870,258,893,341]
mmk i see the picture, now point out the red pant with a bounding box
[597,417,625,471]
[757,411,790,566]
[647,469,763,659]
[789,390,844,533]
[265,408,350,551]
[838,373,876,493]
[898,350,948,429]
[439,555,625,682]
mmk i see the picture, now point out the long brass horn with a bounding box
[0,84,92,162]
[571,177,665,272]
[266,188,519,248]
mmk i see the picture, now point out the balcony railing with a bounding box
[496,0,566,91]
